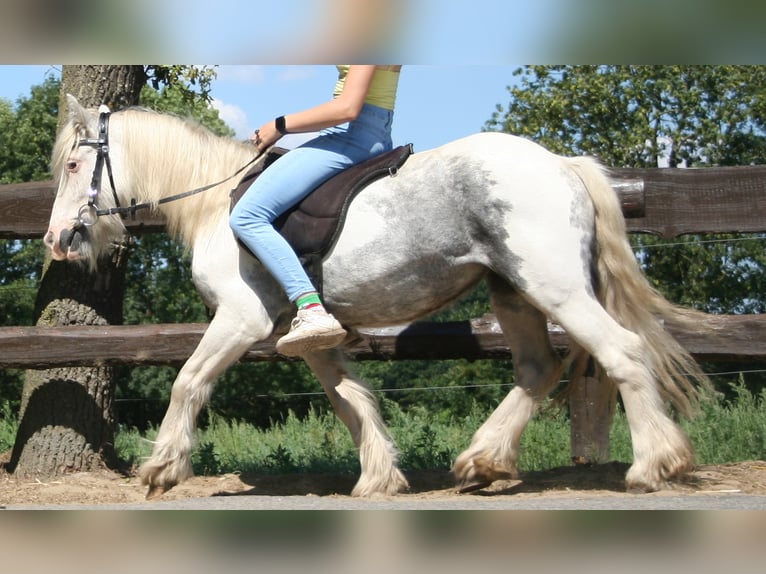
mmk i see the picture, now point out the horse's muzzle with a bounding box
[45,228,85,260]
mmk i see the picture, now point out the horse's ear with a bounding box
[65,94,97,135]
[66,94,87,123]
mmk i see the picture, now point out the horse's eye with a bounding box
[66,160,79,173]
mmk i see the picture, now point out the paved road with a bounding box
[6,493,766,510]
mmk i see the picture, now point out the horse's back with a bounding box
[416,131,558,161]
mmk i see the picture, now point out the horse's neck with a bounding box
[127,118,252,243]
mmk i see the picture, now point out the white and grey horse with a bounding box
[45,95,710,498]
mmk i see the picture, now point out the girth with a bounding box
[230,143,413,292]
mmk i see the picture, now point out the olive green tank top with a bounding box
[333,65,401,111]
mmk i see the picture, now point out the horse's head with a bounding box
[44,95,129,269]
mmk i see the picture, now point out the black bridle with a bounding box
[76,111,120,226]
[75,110,260,227]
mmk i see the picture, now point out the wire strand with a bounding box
[114,367,766,403]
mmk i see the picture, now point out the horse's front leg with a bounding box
[453,280,565,492]
[139,311,265,499]
[302,348,409,496]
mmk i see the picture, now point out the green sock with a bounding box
[296,292,323,310]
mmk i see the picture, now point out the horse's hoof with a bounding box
[457,479,494,494]
[625,480,661,494]
[453,453,516,494]
[145,484,171,500]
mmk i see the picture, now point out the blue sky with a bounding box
[211,65,520,151]
[136,1,545,64]
[0,65,521,153]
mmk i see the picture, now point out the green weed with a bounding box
[1,381,764,475]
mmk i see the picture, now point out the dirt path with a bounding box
[2,460,765,507]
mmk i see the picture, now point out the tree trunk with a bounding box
[10,65,144,478]
[56,65,146,125]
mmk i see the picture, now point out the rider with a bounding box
[230,65,402,357]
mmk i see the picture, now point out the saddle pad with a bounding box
[231,143,413,259]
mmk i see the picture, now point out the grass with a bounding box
[0,401,17,454]
[3,382,766,476]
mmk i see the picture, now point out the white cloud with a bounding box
[215,65,266,85]
[211,97,317,148]
[276,66,320,83]
[211,98,250,139]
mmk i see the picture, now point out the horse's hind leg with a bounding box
[138,311,263,499]
[453,276,565,491]
[532,290,694,492]
[301,348,409,496]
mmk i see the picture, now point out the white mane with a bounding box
[114,108,258,245]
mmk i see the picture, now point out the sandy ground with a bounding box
[2,459,765,507]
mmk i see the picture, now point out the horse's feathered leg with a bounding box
[562,157,700,491]
[547,292,694,492]
[453,276,565,492]
[487,255,693,492]
[139,310,265,499]
[301,348,409,496]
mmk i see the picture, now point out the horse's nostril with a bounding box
[68,230,82,253]
[59,228,73,252]
[44,231,56,248]
[56,228,83,255]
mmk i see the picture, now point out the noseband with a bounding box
[74,110,260,228]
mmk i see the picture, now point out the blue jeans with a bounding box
[230,104,394,302]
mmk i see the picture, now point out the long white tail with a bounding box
[566,156,714,415]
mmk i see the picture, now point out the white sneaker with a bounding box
[276,307,347,356]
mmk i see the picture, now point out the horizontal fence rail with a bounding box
[610,166,766,238]
[1,314,764,369]
[2,166,766,239]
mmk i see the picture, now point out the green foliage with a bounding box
[0,75,60,184]
[430,282,492,321]
[359,359,511,421]
[514,402,571,470]
[0,401,18,453]
[0,77,59,337]
[488,65,766,168]
[631,233,766,314]
[195,441,223,476]
[138,82,233,137]
[0,241,43,325]
[123,234,209,325]
[89,383,766,475]
[8,382,766,475]
[390,402,471,470]
[208,360,323,427]
[144,66,218,107]
[684,381,766,464]
[113,365,177,430]
[0,76,61,410]
[188,409,360,475]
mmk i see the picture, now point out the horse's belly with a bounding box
[322,255,487,327]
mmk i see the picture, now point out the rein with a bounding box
[76,110,260,227]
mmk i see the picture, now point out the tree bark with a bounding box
[56,65,146,126]
[10,65,143,478]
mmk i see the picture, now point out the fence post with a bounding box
[569,375,618,464]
